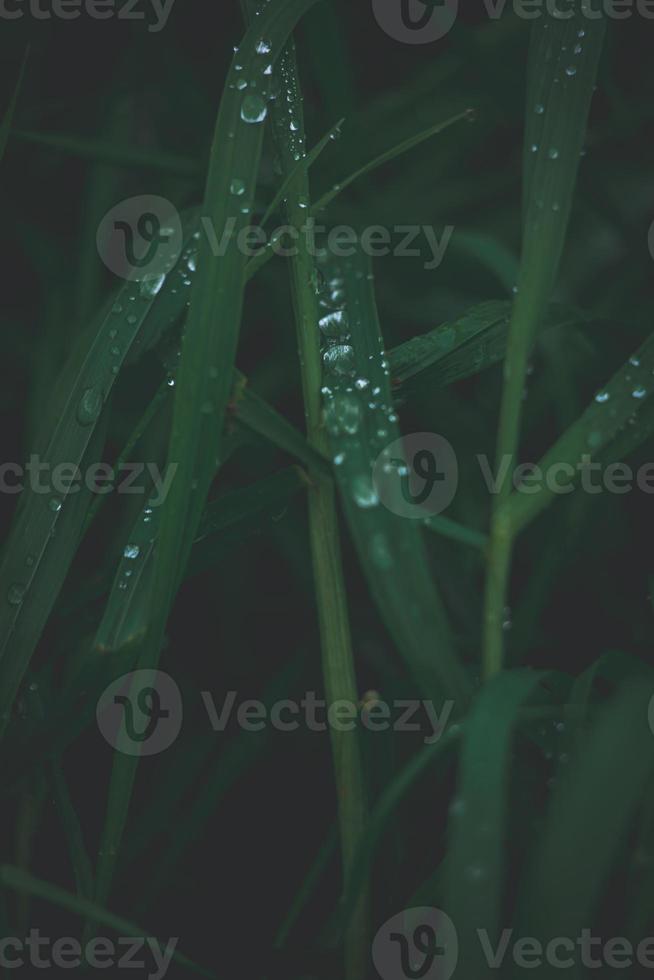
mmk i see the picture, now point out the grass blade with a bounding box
[483,6,606,677]
[95,0,321,912]
[0,866,215,979]
[319,245,471,704]
[0,47,29,165]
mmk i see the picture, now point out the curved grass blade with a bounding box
[96,0,321,912]
[319,246,471,705]
[442,670,544,975]
[483,6,606,677]
[517,679,654,958]
[0,866,215,979]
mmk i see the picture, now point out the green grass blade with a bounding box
[0,866,215,979]
[483,6,606,678]
[313,109,473,211]
[13,129,201,178]
[95,0,321,912]
[261,116,344,227]
[0,47,29,164]
[507,330,654,537]
[260,23,368,978]
[518,679,654,959]
[443,670,544,974]
[319,246,471,705]
[52,765,94,900]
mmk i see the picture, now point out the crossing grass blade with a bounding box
[507,329,654,537]
[389,302,589,393]
[95,0,321,913]
[319,245,471,705]
[52,765,94,900]
[483,5,606,677]
[0,866,215,979]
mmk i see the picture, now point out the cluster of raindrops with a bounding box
[588,346,651,449]
[316,256,401,514]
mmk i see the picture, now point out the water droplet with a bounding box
[535,103,545,114]
[241,94,268,124]
[318,310,349,339]
[548,148,559,160]
[323,344,355,377]
[351,475,379,509]
[565,66,577,78]
[49,498,62,513]
[256,38,272,54]
[140,273,165,298]
[126,314,138,326]
[595,391,610,404]
[7,583,25,606]
[123,544,140,560]
[633,387,647,400]
[230,178,246,197]
[77,386,103,426]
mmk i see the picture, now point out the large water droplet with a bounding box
[241,94,268,124]
[123,544,140,560]
[77,386,103,426]
[323,344,355,377]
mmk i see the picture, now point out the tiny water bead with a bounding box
[123,544,140,560]
[76,386,103,426]
[7,583,25,606]
[548,148,559,160]
[241,94,268,124]
[49,497,62,513]
[595,390,610,404]
[565,66,577,78]
[230,178,246,197]
[632,386,647,399]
